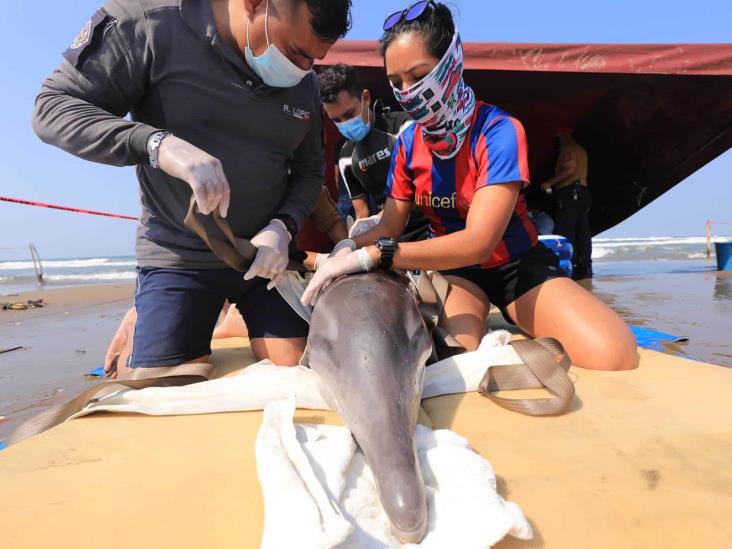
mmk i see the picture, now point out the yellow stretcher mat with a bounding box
[1,338,731,548]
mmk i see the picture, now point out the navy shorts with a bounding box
[130,267,309,368]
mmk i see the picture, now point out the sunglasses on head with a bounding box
[383,0,437,31]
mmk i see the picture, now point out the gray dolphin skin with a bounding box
[307,272,433,543]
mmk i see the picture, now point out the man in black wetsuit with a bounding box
[317,63,429,241]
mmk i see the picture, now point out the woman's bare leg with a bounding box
[440,275,492,352]
[505,277,638,371]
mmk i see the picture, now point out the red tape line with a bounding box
[0,196,138,221]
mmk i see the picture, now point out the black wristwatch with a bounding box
[274,214,298,240]
[374,237,398,270]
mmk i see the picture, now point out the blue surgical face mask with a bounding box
[336,97,373,142]
[244,0,311,88]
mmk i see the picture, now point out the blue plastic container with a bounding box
[538,235,574,277]
[715,242,732,271]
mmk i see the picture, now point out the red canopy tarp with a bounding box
[316,42,732,235]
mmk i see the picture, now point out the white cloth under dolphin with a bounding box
[65,333,531,547]
[67,331,515,420]
[257,397,532,549]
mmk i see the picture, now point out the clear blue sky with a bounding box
[1,0,731,259]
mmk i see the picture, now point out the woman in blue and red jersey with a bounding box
[303,1,637,371]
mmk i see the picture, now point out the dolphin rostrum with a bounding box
[306,271,433,543]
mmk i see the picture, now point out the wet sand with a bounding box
[0,284,134,440]
[586,260,732,367]
[1,260,730,441]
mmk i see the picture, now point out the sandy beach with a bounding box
[1,261,731,442]
[0,284,134,440]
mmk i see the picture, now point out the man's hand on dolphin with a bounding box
[301,247,375,306]
[157,135,231,217]
[244,219,292,290]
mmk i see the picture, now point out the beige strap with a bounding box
[416,271,464,356]
[416,270,441,330]
[184,197,256,271]
[478,338,575,416]
[183,197,306,273]
[8,362,216,446]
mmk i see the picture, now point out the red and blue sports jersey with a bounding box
[387,101,538,269]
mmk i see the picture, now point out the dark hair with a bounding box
[290,0,353,41]
[317,64,363,103]
[379,2,455,58]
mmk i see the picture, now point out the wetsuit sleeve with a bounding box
[386,132,415,202]
[31,0,159,167]
[343,170,367,200]
[475,116,531,189]
[277,78,325,229]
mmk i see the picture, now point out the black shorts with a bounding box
[441,244,566,323]
[130,267,309,368]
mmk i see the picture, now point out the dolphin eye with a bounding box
[309,335,334,355]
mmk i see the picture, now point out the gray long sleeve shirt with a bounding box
[32,0,324,268]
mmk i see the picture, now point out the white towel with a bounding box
[257,398,532,549]
[256,397,354,548]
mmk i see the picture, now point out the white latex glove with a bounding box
[244,219,292,290]
[313,253,329,271]
[348,214,381,238]
[311,239,354,273]
[157,135,231,217]
[300,248,374,306]
[330,238,356,257]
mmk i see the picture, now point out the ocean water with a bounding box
[591,235,731,262]
[1,235,731,295]
[0,256,137,295]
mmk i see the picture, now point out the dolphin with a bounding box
[306,271,433,543]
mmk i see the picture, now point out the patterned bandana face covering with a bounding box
[391,32,476,159]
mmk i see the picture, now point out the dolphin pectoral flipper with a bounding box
[308,272,432,543]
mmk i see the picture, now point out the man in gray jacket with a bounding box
[33,0,352,371]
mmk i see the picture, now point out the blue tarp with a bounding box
[0,440,7,451]
[86,366,106,377]
[629,325,689,352]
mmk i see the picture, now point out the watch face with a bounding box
[376,237,396,270]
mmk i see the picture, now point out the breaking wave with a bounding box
[590,235,731,261]
[0,258,137,270]
[45,272,137,282]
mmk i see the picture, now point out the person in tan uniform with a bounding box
[540,129,593,279]
[302,186,349,269]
